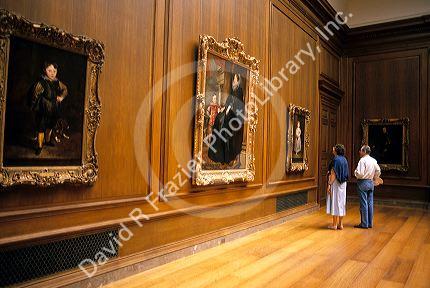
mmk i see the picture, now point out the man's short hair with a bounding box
[360,145,371,155]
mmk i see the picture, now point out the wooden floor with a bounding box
[106,205,430,288]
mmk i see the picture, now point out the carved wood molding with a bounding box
[319,76,344,103]
[345,15,430,54]
[289,0,347,50]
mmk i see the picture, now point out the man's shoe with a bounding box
[354,224,368,229]
[35,147,42,155]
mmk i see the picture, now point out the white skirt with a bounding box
[326,180,347,216]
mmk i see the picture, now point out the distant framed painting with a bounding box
[192,35,259,186]
[361,118,409,172]
[0,9,104,186]
[286,104,310,173]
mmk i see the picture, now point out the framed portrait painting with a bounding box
[286,104,310,173]
[192,35,259,186]
[361,118,409,172]
[0,9,104,186]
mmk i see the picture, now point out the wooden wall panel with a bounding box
[349,48,429,201]
[320,43,341,86]
[0,0,328,243]
[267,2,319,187]
[163,0,267,193]
[337,57,352,163]
[120,198,277,256]
[0,0,156,210]
[0,0,338,285]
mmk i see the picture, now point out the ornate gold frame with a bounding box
[361,118,409,172]
[286,104,311,173]
[192,35,259,186]
[0,9,104,187]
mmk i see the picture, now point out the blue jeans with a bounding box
[357,179,374,228]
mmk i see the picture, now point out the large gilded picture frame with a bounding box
[0,9,104,187]
[286,104,310,173]
[361,118,409,172]
[192,35,259,186]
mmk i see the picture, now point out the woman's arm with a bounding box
[327,169,335,194]
[328,168,336,185]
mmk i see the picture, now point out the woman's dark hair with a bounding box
[327,160,334,172]
[334,144,345,156]
[43,61,58,71]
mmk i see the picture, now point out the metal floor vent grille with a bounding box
[276,191,308,212]
[0,229,119,287]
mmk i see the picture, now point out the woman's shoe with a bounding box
[328,225,337,230]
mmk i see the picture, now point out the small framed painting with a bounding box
[286,104,310,173]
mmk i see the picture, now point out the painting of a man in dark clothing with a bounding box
[362,118,409,172]
[208,73,245,165]
[192,35,259,185]
[368,124,402,165]
[201,52,248,170]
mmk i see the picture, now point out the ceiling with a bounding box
[327,0,430,28]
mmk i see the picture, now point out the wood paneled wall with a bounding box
[0,0,158,242]
[4,0,428,285]
[319,42,341,87]
[1,0,159,203]
[163,0,267,193]
[2,0,427,286]
[342,18,430,203]
[267,2,318,187]
[0,0,336,284]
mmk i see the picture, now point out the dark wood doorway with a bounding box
[318,79,343,204]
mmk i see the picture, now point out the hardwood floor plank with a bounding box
[232,239,315,280]
[376,279,405,288]
[350,212,423,287]
[116,222,305,286]
[352,232,393,263]
[404,244,430,288]
[291,230,379,287]
[290,207,400,288]
[319,260,367,288]
[399,214,430,261]
[106,206,429,288]
[263,255,328,288]
[383,257,415,284]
